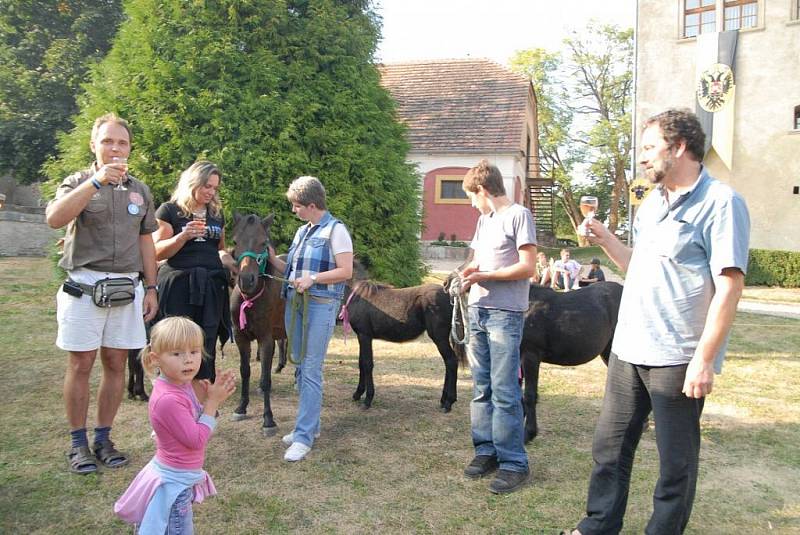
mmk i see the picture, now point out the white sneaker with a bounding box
[282,430,320,447]
[284,442,311,462]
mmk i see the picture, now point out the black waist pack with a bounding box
[64,277,136,308]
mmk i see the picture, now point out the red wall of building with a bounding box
[421,167,480,241]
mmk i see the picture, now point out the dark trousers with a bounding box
[577,354,705,535]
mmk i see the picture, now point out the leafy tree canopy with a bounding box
[511,23,633,242]
[0,0,124,184]
[46,0,423,286]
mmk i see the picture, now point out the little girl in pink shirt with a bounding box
[115,316,236,534]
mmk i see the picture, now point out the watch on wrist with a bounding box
[310,274,318,283]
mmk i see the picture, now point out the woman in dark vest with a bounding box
[266,176,353,462]
[151,161,235,382]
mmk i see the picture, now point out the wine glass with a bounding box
[579,195,598,236]
[111,156,128,191]
[192,208,207,242]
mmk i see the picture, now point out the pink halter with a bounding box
[238,285,265,330]
[337,290,356,343]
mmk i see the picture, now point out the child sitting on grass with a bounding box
[115,316,236,534]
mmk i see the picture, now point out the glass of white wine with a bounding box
[579,195,598,236]
[192,208,207,242]
[111,156,128,191]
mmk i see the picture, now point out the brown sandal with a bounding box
[67,445,98,475]
[94,440,129,468]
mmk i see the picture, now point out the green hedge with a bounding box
[746,249,800,287]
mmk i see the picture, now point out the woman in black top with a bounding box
[152,161,236,381]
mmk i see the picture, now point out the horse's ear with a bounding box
[233,212,242,225]
[262,213,274,229]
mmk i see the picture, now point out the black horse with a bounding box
[127,349,148,401]
[445,273,623,442]
[519,281,623,442]
[229,213,287,436]
[342,280,467,412]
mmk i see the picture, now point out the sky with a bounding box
[375,0,635,65]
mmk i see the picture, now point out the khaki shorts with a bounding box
[56,268,147,351]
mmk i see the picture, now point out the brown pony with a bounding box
[229,213,286,435]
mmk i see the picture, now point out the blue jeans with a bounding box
[467,307,527,472]
[577,353,704,535]
[166,487,193,534]
[285,290,338,447]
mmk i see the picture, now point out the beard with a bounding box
[646,154,675,184]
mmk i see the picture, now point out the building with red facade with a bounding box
[380,59,547,243]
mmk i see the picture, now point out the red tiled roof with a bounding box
[379,58,532,154]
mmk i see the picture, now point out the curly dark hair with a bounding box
[643,108,706,162]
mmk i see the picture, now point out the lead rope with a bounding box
[448,277,469,346]
[263,272,309,366]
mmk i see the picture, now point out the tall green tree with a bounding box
[511,23,633,241]
[46,0,423,286]
[0,0,124,184]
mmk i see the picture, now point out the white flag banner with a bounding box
[695,30,738,169]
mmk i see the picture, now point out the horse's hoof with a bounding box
[137,394,149,402]
[261,426,278,437]
[231,412,249,422]
[439,404,452,413]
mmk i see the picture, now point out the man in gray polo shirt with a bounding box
[566,109,750,534]
[47,114,159,475]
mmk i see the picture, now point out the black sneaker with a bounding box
[463,455,499,479]
[488,468,530,494]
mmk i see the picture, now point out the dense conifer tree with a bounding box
[47,0,423,285]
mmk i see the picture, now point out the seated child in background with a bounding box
[578,257,606,287]
[551,248,581,290]
[115,316,237,534]
[531,251,552,286]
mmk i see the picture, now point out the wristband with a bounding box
[91,177,102,190]
[145,285,158,293]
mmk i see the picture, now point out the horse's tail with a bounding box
[451,338,468,368]
[351,280,392,299]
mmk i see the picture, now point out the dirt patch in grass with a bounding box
[742,286,800,304]
[1,257,799,534]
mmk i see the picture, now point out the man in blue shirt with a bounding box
[567,109,750,534]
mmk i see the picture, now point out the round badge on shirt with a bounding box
[127,203,140,216]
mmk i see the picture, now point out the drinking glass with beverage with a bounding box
[192,209,207,242]
[111,156,128,191]
[579,195,598,236]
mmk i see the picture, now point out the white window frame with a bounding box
[679,0,765,39]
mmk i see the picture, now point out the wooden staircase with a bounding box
[526,161,555,245]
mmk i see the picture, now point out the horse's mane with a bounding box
[352,280,394,299]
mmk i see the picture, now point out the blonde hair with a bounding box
[169,161,222,218]
[140,317,205,377]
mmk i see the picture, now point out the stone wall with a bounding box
[420,243,471,261]
[0,209,58,257]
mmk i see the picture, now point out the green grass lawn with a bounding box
[1,258,798,534]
